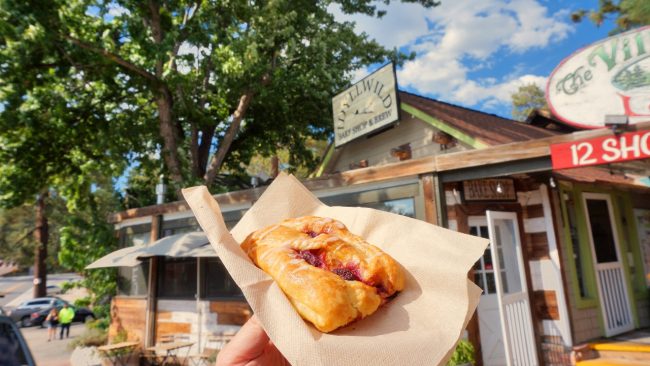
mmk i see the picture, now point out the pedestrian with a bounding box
[45,308,58,342]
[58,303,75,339]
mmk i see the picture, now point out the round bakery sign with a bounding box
[547,26,650,129]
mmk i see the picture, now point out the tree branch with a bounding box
[203,90,254,186]
[63,35,160,85]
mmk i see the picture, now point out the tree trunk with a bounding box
[33,193,48,298]
[156,86,184,191]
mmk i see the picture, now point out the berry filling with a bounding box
[305,230,319,238]
[297,250,389,297]
[331,267,362,282]
[298,250,325,269]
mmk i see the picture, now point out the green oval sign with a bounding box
[547,26,650,129]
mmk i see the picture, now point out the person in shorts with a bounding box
[45,308,58,342]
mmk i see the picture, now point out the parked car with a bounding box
[46,285,62,296]
[30,302,95,327]
[0,315,36,365]
[8,297,64,327]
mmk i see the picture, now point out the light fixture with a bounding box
[549,176,557,188]
[496,182,504,194]
[452,188,461,204]
[604,114,629,134]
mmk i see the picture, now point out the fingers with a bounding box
[216,315,270,365]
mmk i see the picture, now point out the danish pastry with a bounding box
[241,216,405,332]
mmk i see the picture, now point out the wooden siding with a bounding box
[109,297,147,344]
[330,115,467,173]
[534,290,560,320]
[210,301,252,326]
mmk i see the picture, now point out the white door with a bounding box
[487,211,538,366]
[583,193,634,336]
[470,218,506,366]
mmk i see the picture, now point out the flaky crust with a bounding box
[241,216,405,333]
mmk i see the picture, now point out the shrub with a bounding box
[67,327,108,351]
[73,296,91,308]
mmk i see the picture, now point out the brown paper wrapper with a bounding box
[182,173,488,366]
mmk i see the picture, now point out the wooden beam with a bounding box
[421,174,437,225]
[436,120,650,172]
[110,122,650,223]
[338,155,437,186]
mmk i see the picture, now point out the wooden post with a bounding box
[421,174,438,225]
[33,193,48,298]
[145,215,162,346]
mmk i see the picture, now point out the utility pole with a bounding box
[33,192,48,298]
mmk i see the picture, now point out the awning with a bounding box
[86,231,215,269]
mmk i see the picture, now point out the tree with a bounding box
[1,0,438,298]
[510,84,549,122]
[572,0,650,34]
[1,0,438,198]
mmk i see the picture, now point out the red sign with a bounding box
[551,130,650,169]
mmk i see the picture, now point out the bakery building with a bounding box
[102,30,650,366]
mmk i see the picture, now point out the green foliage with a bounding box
[0,0,438,205]
[446,339,475,366]
[572,0,650,34]
[73,296,92,308]
[510,83,549,122]
[90,305,111,324]
[58,184,121,308]
[0,195,68,270]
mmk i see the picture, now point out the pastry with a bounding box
[241,216,405,332]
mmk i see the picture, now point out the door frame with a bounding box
[581,192,635,337]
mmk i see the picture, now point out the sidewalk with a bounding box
[22,323,83,366]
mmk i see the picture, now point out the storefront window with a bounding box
[201,258,244,299]
[158,258,197,299]
[118,229,150,296]
[360,198,415,218]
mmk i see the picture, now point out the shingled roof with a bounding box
[399,91,559,145]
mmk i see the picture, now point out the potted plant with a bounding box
[446,339,475,366]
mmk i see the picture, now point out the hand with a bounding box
[216,315,290,366]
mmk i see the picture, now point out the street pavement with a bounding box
[22,322,84,366]
[1,273,87,366]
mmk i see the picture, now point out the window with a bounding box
[360,198,415,218]
[118,230,151,296]
[469,223,499,295]
[158,258,197,299]
[201,258,244,299]
[586,198,618,263]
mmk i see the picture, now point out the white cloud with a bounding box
[331,0,573,113]
[107,3,130,17]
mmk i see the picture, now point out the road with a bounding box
[0,273,81,309]
[0,273,86,366]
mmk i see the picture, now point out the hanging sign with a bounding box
[332,63,399,147]
[550,129,650,169]
[462,179,516,201]
[546,26,650,129]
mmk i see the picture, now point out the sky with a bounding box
[330,0,613,119]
